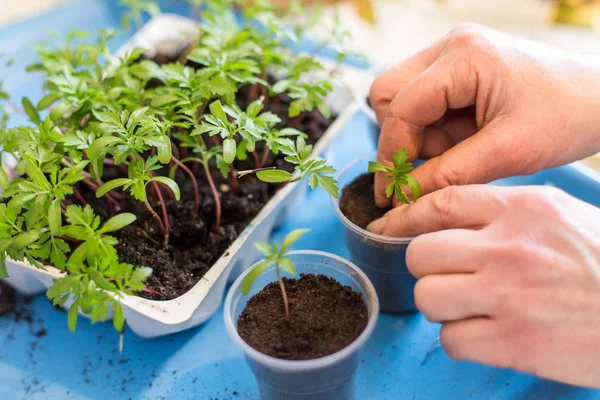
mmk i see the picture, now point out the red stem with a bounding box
[58,236,81,244]
[171,156,200,213]
[152,182,170,246]
[203,163,221,231]
[229,165,239,192]
[144,199,165,236]
[72,186,87,206]
[143,288,162,296]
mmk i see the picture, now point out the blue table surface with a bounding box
[1,1,600,399]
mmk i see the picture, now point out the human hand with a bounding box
[369,23,600,208]
[369,184,600,387]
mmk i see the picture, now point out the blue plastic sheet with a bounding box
[1,1,600,399]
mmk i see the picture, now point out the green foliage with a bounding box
[0,0,350,333]
[368,149,421,205]
[256,136,339,198]
[119,0,161,29]
[241,228,309,298]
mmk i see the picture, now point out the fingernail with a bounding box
[367,217,387,234]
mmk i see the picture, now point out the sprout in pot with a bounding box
[0,0,352,334]
[225,230,379,400]
[332,149,421,313]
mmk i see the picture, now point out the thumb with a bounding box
[410,118,522,196]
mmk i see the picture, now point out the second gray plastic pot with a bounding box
[224,251,379,400]
[331,153,418,313]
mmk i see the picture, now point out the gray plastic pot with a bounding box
[331,153,418,313]
[224,251,379,400]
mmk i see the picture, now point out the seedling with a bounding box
[368,149,421,204]
[241,229,310,319]
[0,0,349,334]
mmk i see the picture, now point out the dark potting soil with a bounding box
[339,173,391,230]
[115,174,268,300]
[237,273,369,361]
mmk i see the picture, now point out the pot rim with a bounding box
[331,152,416,244]
[223,250,379,372]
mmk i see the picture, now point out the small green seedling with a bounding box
[368,149,420,205]
[241,228,310,320]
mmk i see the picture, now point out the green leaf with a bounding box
[0,167,10,189]
[25,160,49,189]
[367,161,389,174]
[392,149,408,169]
[131,266,152,283]
[88,136,121,160]
[50,103,71,122]
[113,302,125,332]
[209,100,227,121]
[100,213,137,234]
[22,97,41,125]
[96,178,129,198]
[89,269,115,291]
[0,256,7,279]
[256,169,293,183]
[151,94,180,107]
[385,182,394,198]
[37,93,60,110]
[151,176,180,201]
[406,174,421,202]
[315,175,340,198]
[281,228,310,252]
[253,242,272,256]
[13,230,40,250]
[394,183,410,205]
[278,258,297,276]
[48,199,62,236]
[68,300,79,332]
[241,260,271,295]
[222,138,236,164]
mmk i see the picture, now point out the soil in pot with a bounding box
[339,173,390,230]
[237,273,368,361]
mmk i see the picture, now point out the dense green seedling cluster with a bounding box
[0,0,351,332]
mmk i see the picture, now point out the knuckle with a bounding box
[509,186,566,220]
[413,277,435,319]
[430,186,459,226]
[369,76,387,102]
[449,23,487,49]
[432,161,467,189]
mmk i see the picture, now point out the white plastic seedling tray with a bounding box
[3,14,369,338]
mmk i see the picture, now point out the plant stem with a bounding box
[275,264,290,320]
[229,165,239,192]
[151,182,170,246]
[202,162,222,231]
[260,147,269,168]
[72,186,87,206]
[144,199,165,234]
[171,155,200,213]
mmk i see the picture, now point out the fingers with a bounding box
[375,52,481,205]
[415,274,490,323]
[368,185,507,237]
[408,119,521,196]
[406,229,483,278]
[440,318,509,368]
[370,36,451,124]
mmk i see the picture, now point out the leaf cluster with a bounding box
[241,228,309,294]
[368,149,421,205]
